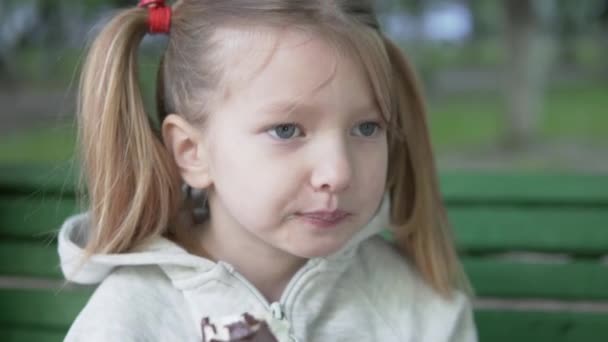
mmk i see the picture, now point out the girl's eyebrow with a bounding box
[258,101,318,117]
[258,100,378,118]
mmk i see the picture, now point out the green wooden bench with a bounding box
[1,163,607,341]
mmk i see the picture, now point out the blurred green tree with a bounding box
[502,0,557,149]
[0,0,133,84]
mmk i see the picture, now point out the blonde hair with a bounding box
[76,0,469,297]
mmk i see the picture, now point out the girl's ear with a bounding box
[161,114,213,189]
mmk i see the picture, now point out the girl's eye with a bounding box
[268,124,302,140]
[353,121,381,137]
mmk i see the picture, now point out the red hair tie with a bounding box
[138,0,171,34]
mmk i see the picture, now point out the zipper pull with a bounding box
[270,302,285,320]
[270,302,298,341]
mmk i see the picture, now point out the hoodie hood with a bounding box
[58,198,389,285]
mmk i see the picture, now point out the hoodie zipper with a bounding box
[219,259,321,341]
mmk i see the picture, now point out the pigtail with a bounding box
[383,38,471,297]
[76,7,181,255]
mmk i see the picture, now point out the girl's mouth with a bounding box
[296,210,352,229]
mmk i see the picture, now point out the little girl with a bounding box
[58,0,477,341]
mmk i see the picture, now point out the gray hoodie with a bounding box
[58,209,477,341]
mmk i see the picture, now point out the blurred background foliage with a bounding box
[0,0,607,171]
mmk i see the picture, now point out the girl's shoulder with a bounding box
[353,235,463,300]
[352,235,424,287]
[344,236,477,340]
[352,236,470,315]
[64,265,194,341]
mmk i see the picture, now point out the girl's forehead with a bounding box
[212,26,374,111]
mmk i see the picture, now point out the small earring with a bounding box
[181,183,209,224]
[190,186,209,224]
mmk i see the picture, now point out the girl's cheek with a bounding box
[362,146,388,184]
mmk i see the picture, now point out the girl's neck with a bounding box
[174,216,307,303]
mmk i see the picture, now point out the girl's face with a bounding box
[203,28,388,259]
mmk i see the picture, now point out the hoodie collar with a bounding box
[58,198,388,285]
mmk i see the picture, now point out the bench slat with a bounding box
[441,172,608,203]
[4,240,608,301]
[451,206,608,254]
[0,288,92,329]
[465,257,608,300]
[4,201,607,255]
[0,241,62,278]
[0,164,77,194]
[476,309,608,342]
[0,196,78,239]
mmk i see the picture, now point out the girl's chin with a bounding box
[287,240,347,259]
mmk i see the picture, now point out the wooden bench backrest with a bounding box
[442,172,608,341]
[1,164,607,341]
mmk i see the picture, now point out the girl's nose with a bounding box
[309,142,353,194]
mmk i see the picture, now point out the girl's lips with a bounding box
[296,210,351,228]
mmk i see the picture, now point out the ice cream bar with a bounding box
[201,313,279,342]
